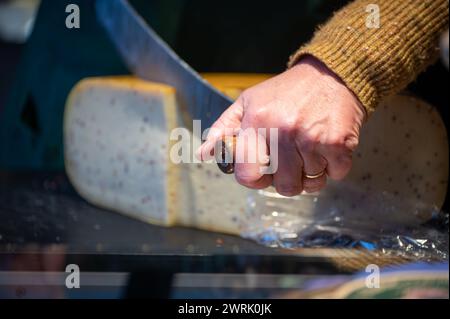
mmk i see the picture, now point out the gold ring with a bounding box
[304,170,326,179]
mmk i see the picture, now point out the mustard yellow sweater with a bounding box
[288,0,449,114]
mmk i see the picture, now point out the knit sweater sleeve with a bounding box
[288,0,449,114]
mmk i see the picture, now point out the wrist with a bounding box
[293,55,368,122]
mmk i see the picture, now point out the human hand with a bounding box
[197,56,366,196]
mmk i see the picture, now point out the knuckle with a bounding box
[251,106,270,124]
[326,134,359,152]
[298,134,320,153]
[278,126,297,144]
[326,135,346,148]
[344,136,359,151]
[239,89,253,107]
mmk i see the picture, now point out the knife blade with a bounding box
[95,0,233,129]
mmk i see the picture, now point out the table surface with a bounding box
[0,171,343,275]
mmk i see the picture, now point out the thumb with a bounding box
[196,98,244,161]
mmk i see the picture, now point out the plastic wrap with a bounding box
[242,183,448,261]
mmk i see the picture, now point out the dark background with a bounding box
[0,0,448,180]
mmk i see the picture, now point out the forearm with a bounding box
[288,0,449,114]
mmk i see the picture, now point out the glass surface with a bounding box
[0,171,344,279]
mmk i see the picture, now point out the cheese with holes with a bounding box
[64,75,448,236]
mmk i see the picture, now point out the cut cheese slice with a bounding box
[64,77,181,226]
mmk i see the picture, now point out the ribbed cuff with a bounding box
[288,0,449,115]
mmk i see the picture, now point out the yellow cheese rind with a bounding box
[201,73,272,100]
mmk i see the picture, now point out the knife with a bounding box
[95,0,233,130]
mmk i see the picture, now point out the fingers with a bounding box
[325,152,353,180]
[301,152,327,193]
[296,132,356,192]
[272,144,303,196]
[196,91,356,195]
[196,99,244,161]
[234,129,273,189]
[196,128,225,162]
[317,137,355,180]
